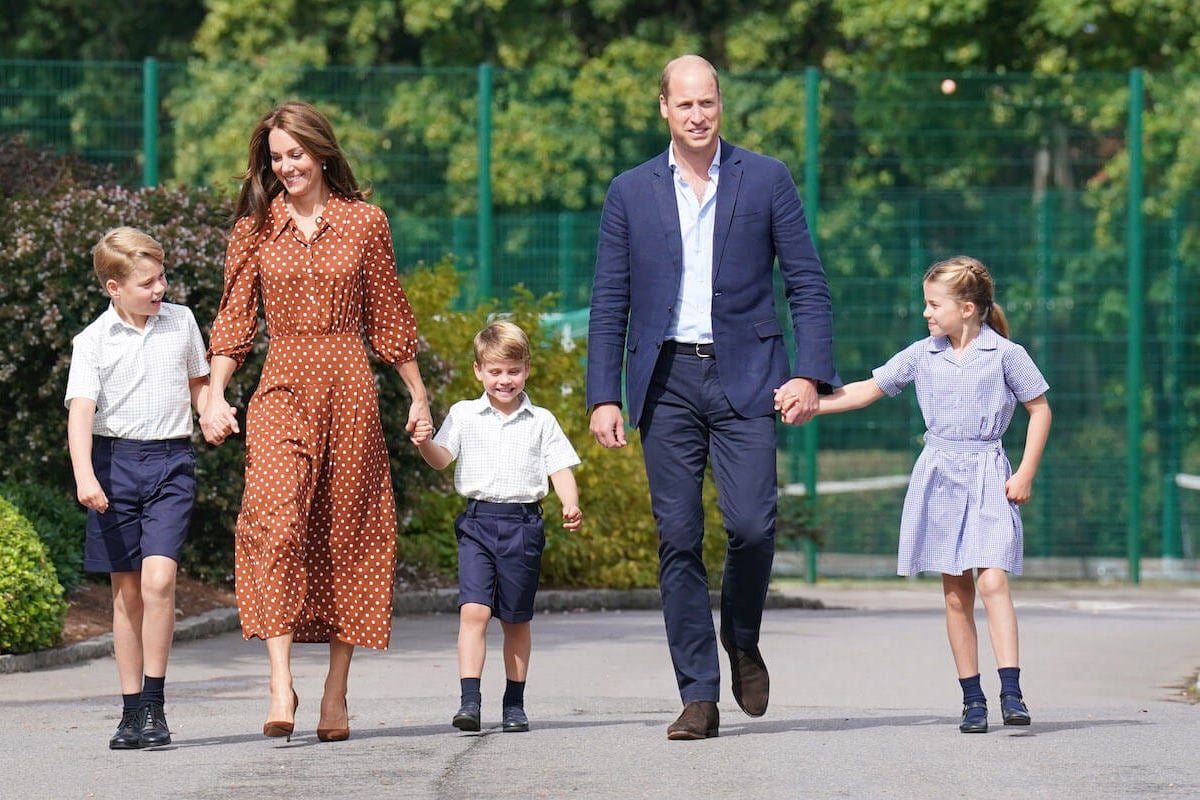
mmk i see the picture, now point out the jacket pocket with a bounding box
[753,318,783,340]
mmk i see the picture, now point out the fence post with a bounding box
[1161,203,1185,561]
[1125,67,1144,583]
[1035,191,1055,557]
[476,63,494,302]
[797,65,822,583]
[142,58,159,188]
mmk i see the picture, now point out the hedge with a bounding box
[0,137,728,590]
[0,496,67,654]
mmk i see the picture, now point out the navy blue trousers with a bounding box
[639,347,777,703]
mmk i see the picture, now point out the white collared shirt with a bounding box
[65,302,210,440]
[432,392,581,503]
[666,143,721,343]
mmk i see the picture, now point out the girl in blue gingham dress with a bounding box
[778,256,1051,734]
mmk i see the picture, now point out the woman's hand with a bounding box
[201,394,239,445]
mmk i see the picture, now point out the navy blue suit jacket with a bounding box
[586,139,841,428]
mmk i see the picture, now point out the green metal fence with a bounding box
[3,60,1197,580]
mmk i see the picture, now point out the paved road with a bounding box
[2,581,1197,799]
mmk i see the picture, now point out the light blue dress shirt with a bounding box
[666,145,720,344]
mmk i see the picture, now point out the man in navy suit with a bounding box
[586,54,840,740]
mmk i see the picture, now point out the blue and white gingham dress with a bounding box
[872,325,1049,576]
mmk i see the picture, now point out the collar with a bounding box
[927,323,1001,353]
[103,303,158,334]
[668,142,721,177]
[468,391,534,419]
[268,192,348,241]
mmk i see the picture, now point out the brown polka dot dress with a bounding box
[208,193,418,649]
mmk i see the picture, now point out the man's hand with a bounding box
[589,403,627,449]
[774,377,819,425]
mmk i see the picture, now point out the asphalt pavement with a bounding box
[1,580,1198,799]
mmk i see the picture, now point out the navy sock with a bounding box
[502,679,526,709]
[959,674,986,706]
[141,675,166,707]
[460,677,482,706]
[998,667,1022,698]
[122,693,141,714]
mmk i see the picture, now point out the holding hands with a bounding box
[408,413,434,446]
[200,394,240,445]
[773,377,819,425]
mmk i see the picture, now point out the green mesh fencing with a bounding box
[3,60,1197,576]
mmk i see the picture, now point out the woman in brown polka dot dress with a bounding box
[201,101,432,742]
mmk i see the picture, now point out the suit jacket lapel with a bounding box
[651,150,684,281]
[712,139,741,282]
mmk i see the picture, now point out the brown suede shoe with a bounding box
[721,632,769,717]
[667,701,719,740]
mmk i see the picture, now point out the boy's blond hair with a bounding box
[92,227,164,285]
[473,320,531,365]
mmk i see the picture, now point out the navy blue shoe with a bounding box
[501,706,530,732]
[1000,694,1031,726]
[452,702,481,732]
[959,700,988,733]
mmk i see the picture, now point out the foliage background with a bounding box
[2,1,1199,575]
[0,140,729,588]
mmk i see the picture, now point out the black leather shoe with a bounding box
[959,700,988,733]
[139,702,172,747]
[452,701,481,732]
[109,710,144,750]
[1000,694,1031,726]
[667,701,719,740]
[501,706,530,732]
[720,632,769,717]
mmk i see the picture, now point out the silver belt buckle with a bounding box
[695,342,714,358]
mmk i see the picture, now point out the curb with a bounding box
[0,607,242,675]
[0,589,824,675]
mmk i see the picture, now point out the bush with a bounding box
[0,480,87,592]
[0,178,250,581]
[398,263,727,589]
[0,496,67,654]
[0,141,725,590]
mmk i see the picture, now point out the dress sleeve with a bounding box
[872,340,922,397]
[206,218,262,367]
[1003,342,1050,402]
[362,205,420,365]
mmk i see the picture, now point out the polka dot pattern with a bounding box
[208,193,420,649]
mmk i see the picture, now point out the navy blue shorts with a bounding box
[83,436,196,573]
[455,500,545,623]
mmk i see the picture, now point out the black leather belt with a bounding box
[663,340,716,358]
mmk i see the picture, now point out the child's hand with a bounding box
[201,397,239,445]
[76,476,109,513]
[409,417,434,446]
[1005,472,1033,504]
[561,505,583,532]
